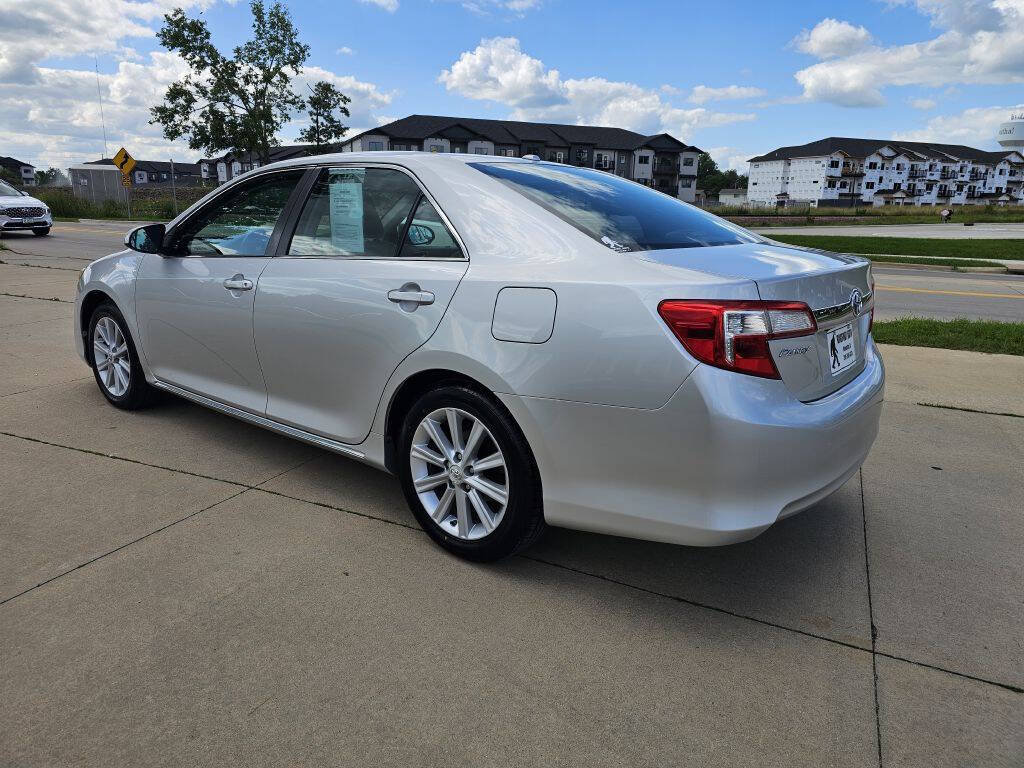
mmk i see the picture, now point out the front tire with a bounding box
[397,385,545,561]
[88,302,156,410]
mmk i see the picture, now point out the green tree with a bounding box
[696,153,748,199]
[35,168,69,186]
[298,81,351,154]
[150,0,310,166]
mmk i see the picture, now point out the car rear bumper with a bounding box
[500,337,885,547]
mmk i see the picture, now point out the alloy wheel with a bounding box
[93,316,131,397]
[409,407,509,540]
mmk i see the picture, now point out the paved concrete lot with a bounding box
[755,222,1024,239]
[1,223,1022,766]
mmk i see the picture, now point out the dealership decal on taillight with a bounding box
[658,299,817,379]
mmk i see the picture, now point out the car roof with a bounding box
[261,150,536,173]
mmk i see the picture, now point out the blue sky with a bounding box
[2,0,1022,171]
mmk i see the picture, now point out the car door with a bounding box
[254,165,469,444]
[134,169,306,413]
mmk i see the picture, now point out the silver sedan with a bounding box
[74,153,884,561]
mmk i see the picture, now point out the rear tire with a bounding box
[88,302,157,410]
[33,227,50,236]
[397,384,545,561]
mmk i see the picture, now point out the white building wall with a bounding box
[747,159,787,204]
[633,149,654,182]
[423,137,450,153]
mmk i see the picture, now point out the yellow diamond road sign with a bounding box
[113,147,136,177]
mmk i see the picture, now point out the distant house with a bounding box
[200,145,314,185]
[0,156,37,186]
[73,158,203,188]
[718,188,748,205]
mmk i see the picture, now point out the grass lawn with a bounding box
[873,317,1024,356]
[768,235,1024,261]
[866,255,1005,269]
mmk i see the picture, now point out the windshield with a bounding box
[470,161,760,252]
[0,180,22,196]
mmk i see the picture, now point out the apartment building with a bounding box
[338,115,702,202]
[747,137,1024,208]
[199,145,314,185]
[75,158,202,187]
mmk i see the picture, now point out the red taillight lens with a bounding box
[658,300,817,379]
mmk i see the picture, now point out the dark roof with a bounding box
[749,138,1024,165]
[0,156,34,170]
[200,145,316,165]
[349,115,702,153]
[87,158,201,174]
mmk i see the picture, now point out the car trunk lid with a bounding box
[638,241,873,400]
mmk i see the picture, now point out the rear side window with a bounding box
[288,167,462,259]
[470,162,759,252]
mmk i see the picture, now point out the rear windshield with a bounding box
[470,161,760,252]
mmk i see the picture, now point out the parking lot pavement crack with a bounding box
[860,469,884,768]
[1,377,91,398]
[917,401,1024,419]
[0,487,251,608]
[0,291,72,304]
[0,260,81,271]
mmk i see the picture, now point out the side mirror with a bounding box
[124,223,165,254]
[407,224,435,246]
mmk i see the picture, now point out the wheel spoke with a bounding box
[431,486,455,522]
[455,489,471,538]
[113,363,129,392]
[410,442,445,467]
[112,342,128,358]
[467,489,496,533]
[446,408,463,453]
[462,420,486,463]
[466,475,507,506]
[423,417,454,459]
[95,355,111,372]
[470,452,504,473]
[414,471,448,493]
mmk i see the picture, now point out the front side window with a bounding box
[169,170,304,256]
[470,162,759,253]
[288,167,461,259]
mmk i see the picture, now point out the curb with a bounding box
[844,253,1009,273]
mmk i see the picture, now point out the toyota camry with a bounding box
[74,153,884,561]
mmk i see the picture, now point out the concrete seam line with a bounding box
[917,402,1024,419]
[521,554,1024,696]
[1,378,91,399]
[2,431,1020,695]
[0,292,72,304]
[860,468,884,768]
[0,487,251,608]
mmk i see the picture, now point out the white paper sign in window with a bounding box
[328,169,365,253]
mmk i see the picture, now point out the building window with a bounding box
[827,180,836,188]
[866,182,875,189]
[829,160,840,168]
[680,178,693,188]
[682,157,694,167]
[368,141,384,151]
[868,162,877,170]
[474,148,487,155]
[638,156,650,165]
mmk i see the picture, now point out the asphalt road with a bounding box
[3,220,1023,322]
[1,220,1022,766]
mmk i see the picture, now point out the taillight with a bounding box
[658,300,817,379]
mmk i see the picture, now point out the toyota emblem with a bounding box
[850,289,864,317]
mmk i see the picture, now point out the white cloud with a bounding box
[0,0,394,169]
[451,0,542,14]
[360,0,398,11]
[705,146,759,172]
[893,102,1024,145]
[792,18,874,59]
[908,97,938,109]
[286,66,396,140]
[439,37,755,141]
[794,1,1024,107]
[688,85,766,104]
[337,46,355,56]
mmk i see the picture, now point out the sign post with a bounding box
[113,147,136,220]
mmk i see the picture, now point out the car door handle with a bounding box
[387,289,434,305]
[223,275,254,291]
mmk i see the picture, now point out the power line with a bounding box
[94,56,109,159]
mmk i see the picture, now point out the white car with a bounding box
[75,153,884,561]
[0,180,52,236]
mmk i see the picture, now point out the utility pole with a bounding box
[169,158,178,216]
